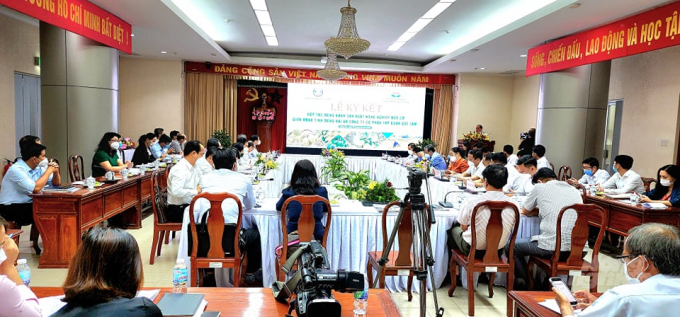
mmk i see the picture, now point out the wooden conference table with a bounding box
[584,194,680,236]
[31,287,401,317]
[509,291,602,317]
[32,172,154,268]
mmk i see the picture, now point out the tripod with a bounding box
[373,171,444,317]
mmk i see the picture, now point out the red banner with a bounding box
[526,1,680,76]
[185,62,455,85]
[0,0,132,54]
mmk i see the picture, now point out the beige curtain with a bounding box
[224,77,238,141]
[431,85,454,153]
[185,73,225,144]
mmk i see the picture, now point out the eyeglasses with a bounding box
[615,254,637,264]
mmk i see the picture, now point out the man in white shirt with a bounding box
[472,153,492,186]
[166,140,204,223]
[448,164,517,257]
[597,155,645,194]
[508,155,537,194]
[555,223,680,317]
[459,150,479,177]
[250,134,261,156]
[503,144,519,166]
[511,168,583,289]
[532,144,552,170]
[568,157,610,186]
[492,152,519,192]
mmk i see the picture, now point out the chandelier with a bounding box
[317,49,347,81]
[324,0,370,59]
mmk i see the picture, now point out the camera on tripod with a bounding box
[520,131,530,140]
[407,167,428,195]
[272,241,364,317]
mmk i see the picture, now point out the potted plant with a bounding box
[365,180,399,204]
[320,148,347,184]
[334,169,371,201]
[212,129,232,148]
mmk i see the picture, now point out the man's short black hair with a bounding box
[19,135,40,152]
[503,144,514,155]
[484,153,494,163]
[250,134,259,141]
[492,152,507,165]
[483,164,508,189]
[615,155,634,169]
[481,147,490,154]
[159,134,172,144]
[206,138,220,148]
[532,167,557,184]
[517,155,537,168]
[424,144,436,153]
[583,157,599,168]
[473,142,484,149]
[205,146,218,158]
[236,134,248,144]
[154,128,164,137]
[183,140,202,156]
[177,134,186,141]
[232,142,244,153]
[532,144,546,157]
[21,143,46,161]
[145,132,155,141]
[170,130,180,138]
[472,149,483,161]
[412,146,423,153]
[212,148,238,170]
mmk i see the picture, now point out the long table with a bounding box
[584,194,680,235]
[32,172,153,268]
[31,287,401,317]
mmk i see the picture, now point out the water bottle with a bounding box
[172,259,188,293]
[353,278,369,316]
[17,259,30,286]
[256,186,265,203]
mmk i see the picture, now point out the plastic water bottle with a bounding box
[256,186,265,203]
[353,278,369,316]
[17,259,30,286]
[172,259,188,293]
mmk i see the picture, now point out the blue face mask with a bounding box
[425,154,431,159]
[613,165,618,174]
[584,169,593,176]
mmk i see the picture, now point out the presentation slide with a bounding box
[286,83,426,151]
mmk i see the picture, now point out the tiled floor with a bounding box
[18,217,629,316]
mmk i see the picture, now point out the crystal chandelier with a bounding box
[324,0,370,59]
[317,49,347,81]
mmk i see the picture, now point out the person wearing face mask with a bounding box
[510,167,583,290]
[554,223,680,317]
[424,144,446,170]
[462,150,485,180]
[567,157,610,186]
[471,153,493,186]
[639,164,680,207]
[0,217,42,317]
[446,147,469,175]
[250,134,261,155]
[412,145,425,162]
[166,140,205,223]
[406,143,417,160]
[597,155,645,194]
[91,132,133,177]
[131,133,156,166]
[507,155,537,195]
[150,134,173,160]
[0,143,60,228]
[168,130,183,154]
[195,146,218,175]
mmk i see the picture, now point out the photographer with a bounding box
[517,128,536,157]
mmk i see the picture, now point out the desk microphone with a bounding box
[439,191,458,208]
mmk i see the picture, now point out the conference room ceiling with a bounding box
[89,0,674,74]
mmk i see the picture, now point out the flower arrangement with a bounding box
[334,169,371,200]
[462,131,491,143]
[321,148,347,183]
[365,179,399,203]
[414,159,429,172]
[120,137,135,149]
[252,109,276,121]
[255,152,279,174]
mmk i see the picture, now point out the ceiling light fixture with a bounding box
[520,54,527,57]
[388,0,455,51]
[249,0,279,46]
[161,51,167,54]
[131,33,135,37]
[317,49,347,81]
[324,0,370,59]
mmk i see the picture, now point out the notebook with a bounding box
[156,293,206,317]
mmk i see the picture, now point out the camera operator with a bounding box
[517,128,536,157]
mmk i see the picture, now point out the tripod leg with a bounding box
[373,196,410,289]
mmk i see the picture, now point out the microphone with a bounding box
[439,190,459,208]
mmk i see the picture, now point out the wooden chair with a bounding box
[277,195,332,281]
[528,204,606,293]
[149,169,183,265]
[367,201,430,301]
[641,177,657,192]
[558,165,573,181]
[4,221,40,255]
[549,162,555,171]
[67,154,85,183]
[448,201,520,317]
[188,192,245,287]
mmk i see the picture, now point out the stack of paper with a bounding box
[642,202,668,209]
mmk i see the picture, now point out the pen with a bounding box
[8,232,18,239]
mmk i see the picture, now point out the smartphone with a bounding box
[8,232,19,239]
[549,277,578,306]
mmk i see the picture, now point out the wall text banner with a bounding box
[0,0,132,54]
[185,62,455,85]
[526,1,680,76]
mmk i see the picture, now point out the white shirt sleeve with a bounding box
[168,168,198,202]
[457,199,473,226]
[523,185,540,211]
[243,182,256,211]
[595,170,611,185]
[601,173,618,190]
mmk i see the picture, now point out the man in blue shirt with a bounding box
[424,144,447,170]
[150,134,172,159]
[0,143,61,226]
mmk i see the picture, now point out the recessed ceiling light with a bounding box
[261,24,276,37]
[131,33,135,37]
[161,51,167,54]
[480,67,486,70]
[265,36,278,46]
[388,41,406,51]
[387,0,456,52]
[422,2,452,19]
[249,1,279,46]
[249,0,267,11]
[254,10,272,25]
[520,54,527,57]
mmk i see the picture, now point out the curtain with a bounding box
[185,73,225,144]
[224,78,238,141]
[431,85,454,154]
[236,84,288,152]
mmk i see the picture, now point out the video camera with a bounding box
[407,167,428,195]
[520,131,530,140]
[272,241,364,317]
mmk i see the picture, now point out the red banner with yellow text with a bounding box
[0,0,132,54]
[526,1,680,76]
[185,62,455,85]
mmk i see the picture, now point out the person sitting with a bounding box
[532,144,551,170]
[448,164,516,258]
[424,144,446,170]
[131,133,155,166]
[195,148,261,284]
[276,159,329,241]
[446,147,469,175]
[52,227,162,317]
[150,134,172,160]
[178,134,187,151]
[507,155,537,195]
[0,143,61,228]
[91,132,133,177]
[463,150,485,181]
[250,135,260,155]
[236,134,248,145]
[639,165,680,207]
[154,127,164,140]
[473,153,493,186]
[168,130,182,154]
[503,144,519,166]
[167,141,204,223]
[246,142,257,159]
[196,138,220,175]
[0,216,41,317]
[458,150,480,178]
[412,146,425,162]
[567,157,610,186]
[554,223,680,317]
[517,128,535,157]
[511,168,583,289]
[406,143,417,160]
[597,155,645,194]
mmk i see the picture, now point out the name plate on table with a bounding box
[485,267,498,273]
[398,269,410,276]
[209,262,222,268]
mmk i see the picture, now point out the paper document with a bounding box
[642,202,668,209]
[605,193,632,199]
[136,289,161,301]
[538,299,581,315]
[193,300,208,317]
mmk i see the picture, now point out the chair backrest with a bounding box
[553,204,606,268]
[119,150,126,164]
[150,169,169,224]
[381,200,431,266]
[558,165,572,181]
[188,192,243,259]
[68,154,85,182]
[159,164,173,190]
[549,162,555,171]
[280,195,332,259]
[641,177,656,192]
[468,201,520,264]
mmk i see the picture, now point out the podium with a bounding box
[256,120,273,152]
[457,139,495,151]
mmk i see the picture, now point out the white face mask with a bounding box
[257,140,261,145]
[408,150,413,155]
[0,247,6,265]
[660,179,672,187]
[623,256,647,284]
[110,142,120,150]
[448,155,456,162]
[37,158,48,168]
